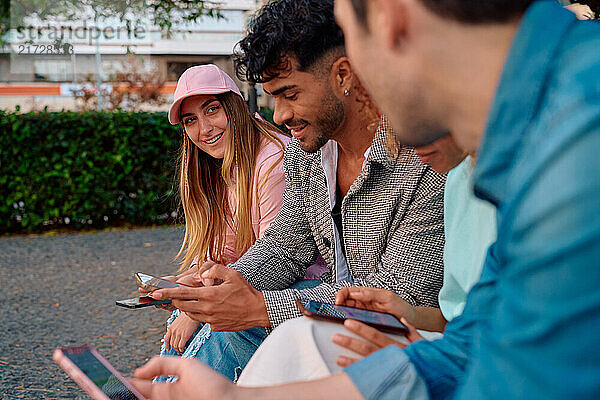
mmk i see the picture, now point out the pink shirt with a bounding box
[222,132,290,263]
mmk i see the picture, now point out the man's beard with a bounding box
[298,90,344,153]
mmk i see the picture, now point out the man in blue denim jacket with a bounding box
[337,0,600,399]
[129,1,600,399]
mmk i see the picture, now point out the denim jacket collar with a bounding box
[473,0,575,206]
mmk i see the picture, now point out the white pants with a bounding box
[237,316,442,386]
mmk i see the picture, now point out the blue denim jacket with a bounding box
[346,1,600,399]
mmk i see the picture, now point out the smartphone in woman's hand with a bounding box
[133,272,181,291]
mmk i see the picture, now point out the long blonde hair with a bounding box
[176,92,286,271]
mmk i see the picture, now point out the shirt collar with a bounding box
[368,115,397,171]
[473,0,575,206]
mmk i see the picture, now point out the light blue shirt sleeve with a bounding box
[344,345,428,400]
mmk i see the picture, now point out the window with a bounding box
[167,61,211,82]
[34,59,72,82]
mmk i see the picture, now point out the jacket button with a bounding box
[323,237,331,248]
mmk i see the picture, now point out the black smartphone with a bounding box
[296,299,408,334]
[133,272,181,291]
[115,296,172,309]
[53,345,147,400]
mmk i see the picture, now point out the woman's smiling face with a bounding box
[181,94,230,159]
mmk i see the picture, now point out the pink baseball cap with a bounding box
[168,64,243,125]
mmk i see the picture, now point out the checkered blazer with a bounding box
[230,117,446,328]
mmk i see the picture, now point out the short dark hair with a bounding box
[350,0,535,24]
[234,0,345,83]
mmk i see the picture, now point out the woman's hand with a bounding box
[164,313,201,354]
[335,286,417,326]
[332,318,424,367]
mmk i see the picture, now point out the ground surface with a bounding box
[0,227,183,399]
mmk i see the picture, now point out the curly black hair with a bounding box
[234,0,345,83]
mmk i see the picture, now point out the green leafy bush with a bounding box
[0,111,181,233]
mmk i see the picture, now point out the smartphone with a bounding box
[295,299,408,334]
[53,345,147,400]
[115,296,172,309]
[134,272,181,291]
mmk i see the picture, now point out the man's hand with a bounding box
[335,286,417,326]
[176,261,222,287]
[150,265,270,331]
[565,3,596,20]
[332,318,424,367]
[164,313,201,354]
[130,356,236,400]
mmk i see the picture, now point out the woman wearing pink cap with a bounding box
[159,64,291,360]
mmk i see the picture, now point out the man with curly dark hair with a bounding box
[142,0,447,384]
[234,0,353,154]
[234,0,346,84]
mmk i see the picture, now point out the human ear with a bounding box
[369,0,408,51]
[330,56,355,98]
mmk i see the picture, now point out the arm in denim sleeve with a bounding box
[457,119,600,399]
[403,243,500,400]
[324,226,497,400]
[344,345,428,400]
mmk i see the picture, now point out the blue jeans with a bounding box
[157,279,321,382]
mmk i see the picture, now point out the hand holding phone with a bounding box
[296,299,408,334]
[53,345,147,400]
[116,273,180,311]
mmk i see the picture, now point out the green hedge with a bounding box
[0,111,182,233]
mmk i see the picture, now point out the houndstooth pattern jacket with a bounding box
[230,117,446,329]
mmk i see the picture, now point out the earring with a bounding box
[182,142,189,191]
[344,89,350,97]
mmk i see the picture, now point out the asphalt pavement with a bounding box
[0,227,184,399]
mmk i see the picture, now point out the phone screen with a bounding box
[63,348,139,400]
[300,300,407,331]
[136,273,180,289]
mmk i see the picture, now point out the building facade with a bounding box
[0,0,272,111]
